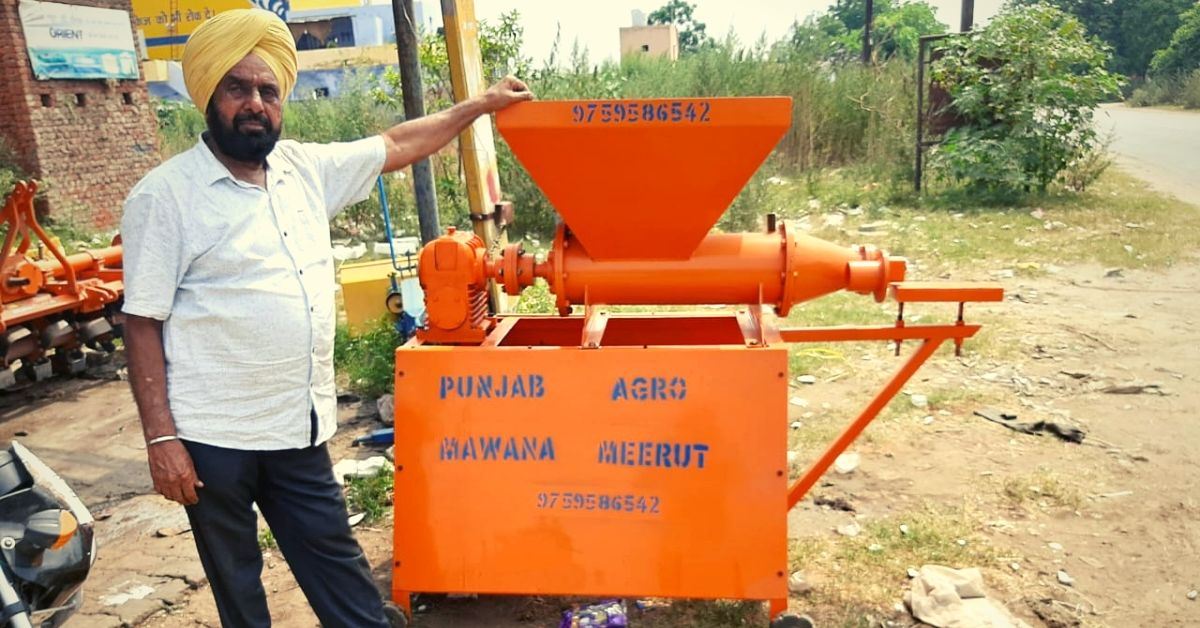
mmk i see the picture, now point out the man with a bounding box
[120,9,532,627]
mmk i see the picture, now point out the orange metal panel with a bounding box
[393,329,789,602]
[496,98,792,261]
[890,281,1004,303]
[778,323,982,343]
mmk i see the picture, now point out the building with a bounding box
[131,0,399,60]
[0,0,160,228]
[619,11,678,62]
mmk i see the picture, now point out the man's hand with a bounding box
[482,75,535,112]
[148,440,204,505]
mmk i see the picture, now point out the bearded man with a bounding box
[119,9,532,626]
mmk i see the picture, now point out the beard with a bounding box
[205,103,280,163]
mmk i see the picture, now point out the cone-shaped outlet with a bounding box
[496,97,792,261]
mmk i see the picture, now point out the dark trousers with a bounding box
[182,440,389,628]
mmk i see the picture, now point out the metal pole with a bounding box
[960,0,974,32]
[915,38,926,193]
[862,0,874,64]
[392,0,441,244]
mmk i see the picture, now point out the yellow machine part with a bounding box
[338,259,413,333]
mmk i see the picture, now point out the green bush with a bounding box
[1128,78,1181,106]
[1182,70,1200,109]
[346,467,393,523]
[333,319,401,397]
[0,138,28,197]
[930,3,1122,193]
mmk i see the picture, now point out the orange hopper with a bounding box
[417,98,905,344]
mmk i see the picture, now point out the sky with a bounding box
[426,0,1008,65]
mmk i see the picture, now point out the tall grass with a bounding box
[153,31,917,242]
[502,36,916,236]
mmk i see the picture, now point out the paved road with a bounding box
[1098,103,1200,204]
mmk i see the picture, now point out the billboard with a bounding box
[131,0,291,60]
[18,0,140,80]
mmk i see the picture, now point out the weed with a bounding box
[334,319,401,397]
[789,503,1000,622]
[346,467,394,524]
[639,599,766,627]
[1001,468,1083,511]
[258,528,277,551]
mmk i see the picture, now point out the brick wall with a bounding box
[0,0,160,230]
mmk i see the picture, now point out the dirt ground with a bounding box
[1,251,1198,625]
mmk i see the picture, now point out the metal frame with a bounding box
[914,33,952,193]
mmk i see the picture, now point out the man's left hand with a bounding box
[483,76,535,112]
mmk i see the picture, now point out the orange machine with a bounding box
[392,98,1001,626]
[0,181,123,384]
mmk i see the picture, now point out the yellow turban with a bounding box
[182,8,298,112]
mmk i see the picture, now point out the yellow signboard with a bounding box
[131,0,306,60]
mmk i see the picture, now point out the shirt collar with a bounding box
[194,133,294,187]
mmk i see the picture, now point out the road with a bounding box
[1098,103,1200,204]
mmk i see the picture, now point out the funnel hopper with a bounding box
[497,97,792,260]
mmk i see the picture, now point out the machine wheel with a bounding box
[385,292,404,315]
[383,602,409,628]
[770,614,815,628]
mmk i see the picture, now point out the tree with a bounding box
[1151,2,1200,76]
[930,4,1122,192]
[1011,0,1193,77]
[648,0,710,54]
[809,0,946,61]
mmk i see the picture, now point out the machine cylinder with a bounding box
[554,232,785,306]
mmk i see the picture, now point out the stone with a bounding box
[835,522,861,537]
[796,375,817,385]
[376,393,395,426]
[922,415,934,425]
[899,524,910,536]
[348,513,366,527]
[1057,570,1075,586]
[1010,562,1020,571]
[112,598,165,626]
[868,543,883,552]
[1104,267,1124,278]
[789,396,809,407]
[154,526,190,538]
[787,451,800,466]
[790,421,803,430]
[148,578,191,602]
[1188,590,1198,601]
[907,567,919,579]
[910,394,929,408]
[332,456,389,486]
[788,571,812,595]
[834,453,860,475]
[1048,542,1064,552]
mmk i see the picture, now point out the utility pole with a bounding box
[960,0,974,32]
[862,0,874,64]
[391,0,441,244]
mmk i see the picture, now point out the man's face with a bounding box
[206,54,284,163]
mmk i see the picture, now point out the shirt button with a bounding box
[299,269,304,275]
[283,231,288,237]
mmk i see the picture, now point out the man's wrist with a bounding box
[146,434,179,446]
